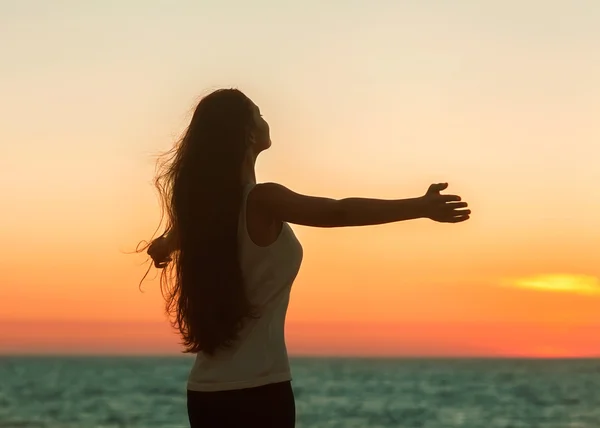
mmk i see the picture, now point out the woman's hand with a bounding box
[147,235,173,268]
[421,183,471,223]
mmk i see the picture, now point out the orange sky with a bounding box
[1,1,599,357]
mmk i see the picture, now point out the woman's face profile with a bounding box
[250,103,271,153]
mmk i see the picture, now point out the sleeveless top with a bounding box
[186,183,304,391]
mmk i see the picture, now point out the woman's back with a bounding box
[186,183,303,391]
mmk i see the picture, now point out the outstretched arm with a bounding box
[249,182,470,228]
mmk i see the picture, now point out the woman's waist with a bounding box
[188,342,291,385]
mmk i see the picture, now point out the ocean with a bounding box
[0,356,599,427]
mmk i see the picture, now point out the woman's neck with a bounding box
[240,152,258,185]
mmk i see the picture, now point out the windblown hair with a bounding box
[138,89,260,355]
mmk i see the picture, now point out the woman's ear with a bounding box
[247,130,257,147]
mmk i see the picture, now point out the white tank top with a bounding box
[186,183,304,391]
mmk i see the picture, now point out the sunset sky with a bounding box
[1,1,599,357]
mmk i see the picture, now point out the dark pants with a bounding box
[187,381,296,428]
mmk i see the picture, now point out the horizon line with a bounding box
[2,319,599,327]
[1,353,599,360]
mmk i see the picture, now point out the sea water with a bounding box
[1,356,599,427]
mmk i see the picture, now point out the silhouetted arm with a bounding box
[250,182,469,228]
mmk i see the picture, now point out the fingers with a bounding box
[153,259,171,269]
[438,206,471,223]
[448,208,471,217]
[152,255,172,269]
[441,194,462,202]
[441,212,470,223]
[427,183,448,194]
[445,201,468,209]
[448,215,470,223]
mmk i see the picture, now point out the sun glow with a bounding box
[504,274,600,296]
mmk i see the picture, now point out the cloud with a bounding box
[501,274,600,296]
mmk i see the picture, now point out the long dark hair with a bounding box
[138,89,260,355]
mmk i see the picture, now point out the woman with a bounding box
[141,88,470,427]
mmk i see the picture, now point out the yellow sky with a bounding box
[1,0,599,356]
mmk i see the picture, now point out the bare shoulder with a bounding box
[246,182,294,220]
[249,182,294,203]
[248,182,342,227]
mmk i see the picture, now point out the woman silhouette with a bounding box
[141,88,470,427]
